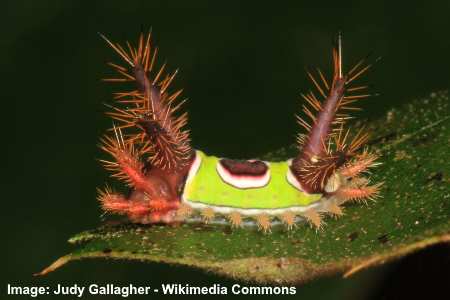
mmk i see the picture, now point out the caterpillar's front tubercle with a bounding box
[97,32,381,232]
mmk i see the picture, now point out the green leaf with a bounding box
[37,91,450,284]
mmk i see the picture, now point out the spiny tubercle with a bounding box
[292,35,373,194]
[301,77,346,161]
[101,32,193,172]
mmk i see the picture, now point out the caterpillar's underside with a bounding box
[97,32,381,232]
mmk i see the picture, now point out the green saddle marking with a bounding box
[183,151,321,209]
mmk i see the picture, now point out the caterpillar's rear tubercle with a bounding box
[97,32,381,232]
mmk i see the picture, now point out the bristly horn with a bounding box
[100,32,193,171]
[292,32,374,193]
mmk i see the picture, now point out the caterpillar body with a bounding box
[98,32,381,232]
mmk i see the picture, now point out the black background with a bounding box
[3,1,450,299]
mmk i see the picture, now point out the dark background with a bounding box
[3,1,450,299]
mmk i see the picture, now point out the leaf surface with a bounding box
[38,91,450,283]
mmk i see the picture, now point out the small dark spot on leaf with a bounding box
[426,172,443,183]
[276,258,288,269]
[368,132,396,146]
[348,232,359,242]
[412,132,437,146]
[378,234,389,244]
[223,227,233,235]
[102,248,112,254]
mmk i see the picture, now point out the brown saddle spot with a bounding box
[219,159,268,176]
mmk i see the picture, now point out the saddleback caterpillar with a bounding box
[97,32,381,232]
